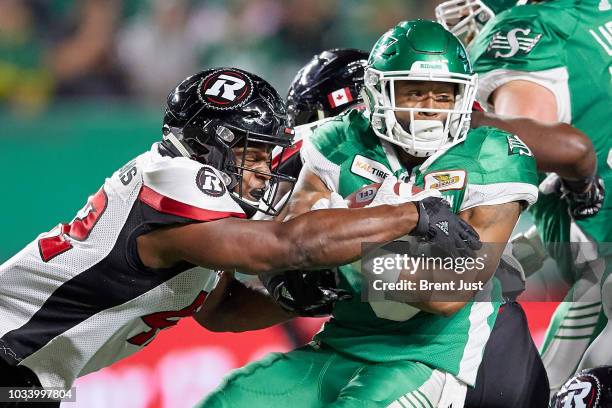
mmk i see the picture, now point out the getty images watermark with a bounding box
[361,240,494,303]
[360,241,612,303]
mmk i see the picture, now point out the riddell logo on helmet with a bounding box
[198,69,253,110]
[411,60,449,72]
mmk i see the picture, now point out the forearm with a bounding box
[472,112,596,179]
[274,203,419,272]
[194,279,294,332]
[161,201,418,274]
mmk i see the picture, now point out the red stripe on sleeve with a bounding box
[271,139,303,170]
[139,186,246,221]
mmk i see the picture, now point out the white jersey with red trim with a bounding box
[0,143,245,390]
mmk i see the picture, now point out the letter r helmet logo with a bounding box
[198,69,253,110]
[204,74,247,101]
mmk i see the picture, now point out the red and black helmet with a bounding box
[287,48,368,127]
[162,67,295,216]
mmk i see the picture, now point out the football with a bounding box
[345,181,424,208]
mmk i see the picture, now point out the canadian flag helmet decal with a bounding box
[327,87,354,108]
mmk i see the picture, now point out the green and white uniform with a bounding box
[198,110,538,408]
[470,0,612,390]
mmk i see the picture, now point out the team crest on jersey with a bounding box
[196,166,226,197]
[507,134,533,156]
[350,155,392,183]
[424,170,466,191]
[197,69,253,110]
[556,373,600,408]
[486,26,542,58]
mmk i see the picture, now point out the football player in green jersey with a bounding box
[465,0,612,394]
[436,0,528,44]
[198,20,540,408]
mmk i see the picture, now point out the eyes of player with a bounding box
[400,90,455,103]
[239,149,271,165]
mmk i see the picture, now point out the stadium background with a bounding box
[0,1,558,406]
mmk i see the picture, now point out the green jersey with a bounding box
[300,110,538,386]
[470,0,612,255]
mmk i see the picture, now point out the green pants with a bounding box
[198,344,460,408]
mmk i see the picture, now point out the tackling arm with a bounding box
[137,175,420,274]
[279,168,487,317]
[193,272,294,332]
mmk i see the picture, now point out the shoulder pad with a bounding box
[308,110,370,163]
[140,157,245,221]
[458,127,539,209]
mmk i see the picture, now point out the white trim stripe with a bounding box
[460,182,539,211]
[457,301,495,385]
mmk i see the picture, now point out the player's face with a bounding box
[231,144,273,202]
[393,81,456,128]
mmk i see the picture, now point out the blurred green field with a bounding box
[0,104,160,261]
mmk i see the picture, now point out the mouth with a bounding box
[248,187,267,201]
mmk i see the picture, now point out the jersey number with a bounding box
[127,291,208,346]
[38,188,108,262]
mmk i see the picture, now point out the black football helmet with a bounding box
[287,48,368,126]
[162,67,295,217]
[550,366,612,408]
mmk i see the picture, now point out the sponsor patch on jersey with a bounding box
[506,134,533,156]
[196,166,227,197]
[197,69,253,110]
[424,170,466,191]
[350,155,392,183]
[486,26,542,58]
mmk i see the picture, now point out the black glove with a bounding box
[410,197,482,258]
[260,269,352,317]
[560,175,605,220]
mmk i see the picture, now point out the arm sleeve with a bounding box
[460,129,539,211]
[476,67,571,123]
[469,11,574,121]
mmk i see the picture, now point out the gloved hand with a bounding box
[561,176,605,220]
[411,196,482,259]
[260,269,352,317]
[366,176,482,258]
[539,173,605,220]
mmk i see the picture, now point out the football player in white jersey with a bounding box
[0,67,483,407]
